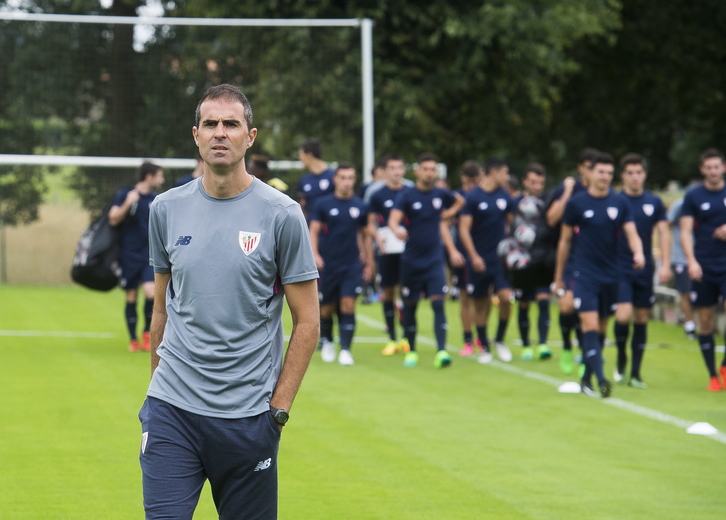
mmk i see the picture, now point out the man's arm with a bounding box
[623,221,645,269]
[458,214,484,273]
[655,220,672,284]
[150,272,170,377]
[545,177,575,227]
[388,208,408,241]
[553,224,573,293]
[680,215,701,281]
[271,279,320,414]
[108,189,140,226]
[308,220,324,271]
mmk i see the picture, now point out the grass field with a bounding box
[1,285,724,519]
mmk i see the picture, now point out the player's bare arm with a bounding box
[553,224,573,292]
[440,216,464,268]
[271,279,320,414]
[360,226,375,282]
[545,177,575,227]
[655,220,672,284]
[623,222,645,269]
[458,214,485,273]
[441,193,465,220]
[680,215,702,281]
[309,220,325,270]
[367,212,386,253]
[149,272,170,377]
[388,208,408,241]
[108,189,140,226]
[712,223,726,241]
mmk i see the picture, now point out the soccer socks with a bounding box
[582,331,606,383]
[402,302,418,352]
[518,306,530,347]
[698,334,718,377]
[559,312,574,351]
[339,313,355,350]
[613,321,629,374]
[495,318,508,343]
[125,301,138,340]
[476,326,490,351]
[463,330,473,345]
[144,299,153,332]
[537,300,550,345]
[321,316,334,343]
[431,300,447,351]
[630,323,647,379]
[382,300,397,341]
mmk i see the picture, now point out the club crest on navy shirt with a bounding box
[239,231,261,256]
[642,204,654,216]
[607,207,618,220]
[349,206,361,218]
[433,197,442,209]
[496,198,507,210]
[319,179,330,191]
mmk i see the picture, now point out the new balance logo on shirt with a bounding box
[254,458,272,472]
[175,235,192,246]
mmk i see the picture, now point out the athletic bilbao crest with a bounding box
[349,206,361,219]
[319,179,330,191]
[642,204,654,216]
[496,198,507,211]
[606,207,619,220]
[239,231,261,256]
[432,198,442,210]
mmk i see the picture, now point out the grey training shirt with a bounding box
[147,177,318,418]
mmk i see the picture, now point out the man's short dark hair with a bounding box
[336,161,355,173]
[195,84,253,129]
[460,160,482,179]
[620,153,646,171]
[300,138,323,159]
[523,162,546,178]
[382,154,405,168]
[578,147,600,166]
[590,152,615,169]
[700,148,725,165]
[484,157,507,175]
[417,152,439,164]
[138,161,161,182]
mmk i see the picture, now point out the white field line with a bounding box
[0,330,116,338]
[355,313,726,446]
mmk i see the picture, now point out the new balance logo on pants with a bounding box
[254,458,272,472]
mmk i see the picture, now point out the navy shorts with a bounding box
[377,254,402,288]
[120,259,154,289]
[573,275,618,317]
[617,272,655,308]
[318,263,363,305]
[690,270,726,308]
[466,258,510,298]
[139,397,281,520]
[672,263,691,294]
[400,261,448,302]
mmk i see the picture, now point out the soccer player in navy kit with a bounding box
[368,154,410,355]
[143,85,319,519]
[513,163,552,361]
[546,148,598,374]
[680,148,726,391]
[310,164,374,366]
[109,161,165,352]
[296,137,335,220]
[458,158,515,364]
[389,153,465,368]
[553,153,644,398]
[612,154,671,388]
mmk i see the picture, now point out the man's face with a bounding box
[578,160,592,186]
[334,167,357,197]
[415,160,438,187]
[492,166,510,188]
[149,169,165,190]
[385,159,406,184]
[193,98,257,170]
[700,157,725,184]
[522,171,544,196]
[621,163,646,192]
[590,162,614,189]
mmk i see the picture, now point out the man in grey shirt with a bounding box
[139,84,319,519]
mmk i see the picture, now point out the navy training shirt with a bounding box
[616,191,666,276]
[297,168,335,217]
[310,193,369,269]
[393,185,455,269]
[460,186,512,262]
[369,185,407,226]
[563,190,633,283]
[681,183,726,274]
[112,187,157,265]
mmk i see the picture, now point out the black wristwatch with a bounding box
[269,406,290,426]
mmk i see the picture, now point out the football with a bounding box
[506,247,531,270]
[497,237,519,258]
[517,196,543,223]
[514,223,536,249]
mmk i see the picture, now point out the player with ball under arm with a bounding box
[553,152,644,398]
